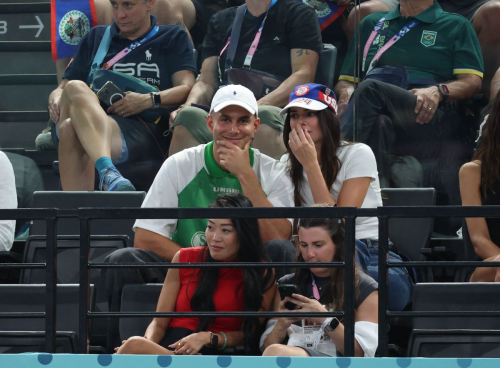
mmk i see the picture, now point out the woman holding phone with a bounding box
[279,83,412,312]
[116,193,276,355]
[261,213,378,357]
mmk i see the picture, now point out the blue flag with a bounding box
[298,0,348,31]
[51,0,97,61]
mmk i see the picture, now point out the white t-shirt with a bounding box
[134,142,294,247]
[0,151,17,251]
[281,143,382,240]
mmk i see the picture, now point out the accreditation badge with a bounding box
[421,30,437,47]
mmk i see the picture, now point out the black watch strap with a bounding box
[206,332,218,348]
[153,92,161,107]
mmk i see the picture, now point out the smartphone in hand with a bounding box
[97,81,124,106]
[278,284,300,310]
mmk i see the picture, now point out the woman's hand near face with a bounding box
[169,332,211,355]
[289,126,319,170]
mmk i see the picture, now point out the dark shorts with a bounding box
[439,0,491,21]
[51,115,166,163]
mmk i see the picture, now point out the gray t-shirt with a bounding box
[279,270,378,309]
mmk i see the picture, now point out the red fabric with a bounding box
[169,247,245,332]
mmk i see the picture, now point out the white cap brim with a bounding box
[211,100,257,116]
[279,99,328,116]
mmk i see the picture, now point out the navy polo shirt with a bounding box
[64,15,197,91]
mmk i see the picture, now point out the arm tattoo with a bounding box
[296,49,311,57]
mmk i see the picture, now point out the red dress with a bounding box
[168,247,245,332]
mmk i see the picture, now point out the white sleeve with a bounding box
[0,153,17,252]
[133,156,180,238]
[354,321,378,357]
[261,161,294,226]
[343,144,378,182]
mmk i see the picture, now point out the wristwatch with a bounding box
[437,84,450,103]
[324,317,340,332]
[150,92,162,108]
[205,331,219,348]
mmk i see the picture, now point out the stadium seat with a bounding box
[314,43,337,89]
[381,188,436,282]
[20,235,128,346]
[30,191,146,242]
[0,331,78,354]
[454,219,478,282]
[0,284,95,353]
[408,282,500,357]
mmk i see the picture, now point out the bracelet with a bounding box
[218,331,228,350]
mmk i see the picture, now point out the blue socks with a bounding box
[95,156,114,174]
[96,156,135,191]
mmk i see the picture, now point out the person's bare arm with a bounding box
[490,67,500,101]
[327,290,378,357]
[334,80,355,118]
[108,69,195,117]
[218,140,292,241]
[169,56,219,125]
[410,73,482,124]
[134,228,182,261]
[186,56,219,106]
[459,162,500,260]
[258,49,319,108]
[144,251,182,343]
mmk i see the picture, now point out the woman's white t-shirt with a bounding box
[281,143,382,240]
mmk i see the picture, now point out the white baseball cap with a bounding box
[210,85,258,117]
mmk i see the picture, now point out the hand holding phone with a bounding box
[278,284,301,310]
[97,81,124,106]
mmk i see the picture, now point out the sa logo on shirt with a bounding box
[191,231,206,247]
[421,30,437,47]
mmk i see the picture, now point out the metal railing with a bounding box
[1,205,500,356]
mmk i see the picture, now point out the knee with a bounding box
[62,80,97,106]
[117,336,149,354]
[262,343,289,356]
[104,247,141,264]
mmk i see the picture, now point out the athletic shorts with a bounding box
[51,115,164,164]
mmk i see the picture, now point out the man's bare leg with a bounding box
[168,125,201,156]
[57,80,124,190]
[346,0,391,42]
[472,0,500,99]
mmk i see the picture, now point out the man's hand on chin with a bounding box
[217,139,253,177]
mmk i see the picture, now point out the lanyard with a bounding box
[101,25,159,70]
[220,0,277,68]
[362,15,420,74]
[311,274,321,300]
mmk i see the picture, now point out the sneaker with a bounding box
[99,166,136,191]
[35,126,57,151]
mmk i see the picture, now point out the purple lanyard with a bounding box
[311,274,321,300]
[219,0,277,68]
[102,25,159,70]
[362,16,420,74]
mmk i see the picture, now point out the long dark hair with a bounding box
[283,108,346,206]
[189,193,273,351]
[294,213,358,314]
[473,92,500,197]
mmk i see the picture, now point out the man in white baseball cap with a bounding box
[102,85,296,341]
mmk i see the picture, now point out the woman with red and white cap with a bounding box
[278,83,413,313]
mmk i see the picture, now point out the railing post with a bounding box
[45,216,57,353]
[344,216,356,357]
[79,217,91,354]
[378,215,389,356]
